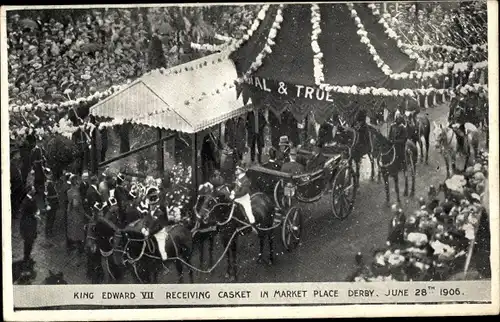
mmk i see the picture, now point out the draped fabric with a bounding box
[229,3,415,124]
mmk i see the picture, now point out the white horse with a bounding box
[433,121,480,177]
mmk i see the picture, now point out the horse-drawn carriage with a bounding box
[245,144,357,251]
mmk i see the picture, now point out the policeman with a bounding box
[19,186,40,263]
[44,168,59,238]
[388,110,408,169]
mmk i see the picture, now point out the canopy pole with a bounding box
[191,133,198,194]
[157,128,164,177]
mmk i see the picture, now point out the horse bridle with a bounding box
[194,193,232,226]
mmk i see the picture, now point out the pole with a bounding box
[156,128,164,177]
[191,133,198,195]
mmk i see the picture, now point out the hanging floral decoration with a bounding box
[9,84,125,114]
[226,4,271,54]
[214,33,236,43]
[311,3,325,86]
[347,3,392,76]
[190,42,232,52]
[367,3,423,63]
[235,4,285,85]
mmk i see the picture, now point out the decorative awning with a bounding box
[90,52,251,133]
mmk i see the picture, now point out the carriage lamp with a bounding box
[284,182,296,197]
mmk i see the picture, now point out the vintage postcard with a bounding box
[2,1,499,320]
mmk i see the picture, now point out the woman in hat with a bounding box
[66,174,87,253]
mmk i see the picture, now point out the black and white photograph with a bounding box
[2,0,498,318]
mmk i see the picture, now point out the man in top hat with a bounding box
[388,110,408,169]
[230,162,257,233]
[277,136,291,165]
[44,168,59,238]
[19,186,41,264]
[305,143,327,173]
[281,148,305,175]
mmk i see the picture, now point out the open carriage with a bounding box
[246,145,357,251]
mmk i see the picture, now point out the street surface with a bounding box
[10,102,488,284]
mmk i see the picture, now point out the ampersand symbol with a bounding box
[278,82,288,95]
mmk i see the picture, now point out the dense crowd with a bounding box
[351,151,490,281]
[7,9,151,106]
[7,7,258,108]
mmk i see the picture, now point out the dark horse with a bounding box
[194,184,276,281]
[404,112,431,164]
[368,128,417,205]
[112,221,194,284]
[332,124,377,184]
[91,208,125,283]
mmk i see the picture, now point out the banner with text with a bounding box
[13,281,491,308]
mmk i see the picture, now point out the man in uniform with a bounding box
[229,162,257,234]
[19,186,40,264]
[388,110,408,169]
[44,168,59,238]
[281,148,305,175]
[449,93,468,154]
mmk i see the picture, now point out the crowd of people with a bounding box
[7,9,152,107]
[350,150,490,281]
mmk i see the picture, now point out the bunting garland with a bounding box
[347,3,393,76]
[235,4,285,84]
[311,4,325,86]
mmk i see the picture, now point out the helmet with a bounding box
[145,186,160,205]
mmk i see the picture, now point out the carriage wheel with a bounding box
[273,179,287,209]
[281,206,303,252]
[331,164,357,220]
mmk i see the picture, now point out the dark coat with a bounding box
[19,195,38,240]
[281,161,305,175]
[224,117,246,152]
[142,206,168,235]
[115,184,131,210]
[246,110,267,135]
[233,174,252,198]
[45,180,59,207]
[86,185,103,212]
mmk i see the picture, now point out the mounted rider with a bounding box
[448,87,468,154]
[388,110,408,169]
[139,186,170,237]
[229,162,258,234]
